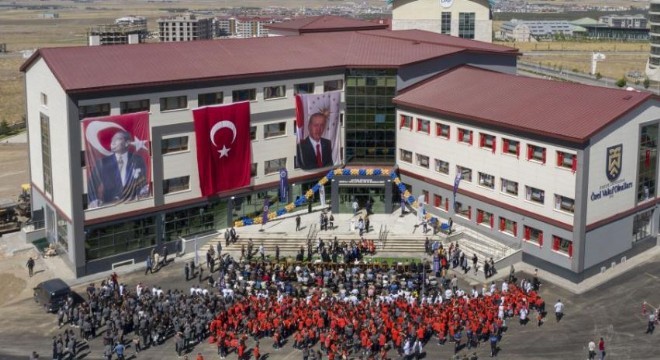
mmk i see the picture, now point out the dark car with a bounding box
[33,278,71,313]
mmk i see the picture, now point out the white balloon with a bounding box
[85,121,127,156]
[209,120,237,148]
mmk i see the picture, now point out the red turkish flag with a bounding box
[193,102,251,196]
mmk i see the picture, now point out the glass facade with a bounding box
[164,200,227,242]
[86,216,157,261]
[345,69,397,163]
[338,185,386,214]
[637,123,658,203]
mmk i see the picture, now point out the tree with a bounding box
[615,77,627,88]
[0,120,10,135]
[643,77,650,89]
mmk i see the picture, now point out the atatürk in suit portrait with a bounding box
[297,112,333,170]
[87,130,148,208]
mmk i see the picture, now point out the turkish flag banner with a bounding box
[193,102,252,196]
[82,112,152,209]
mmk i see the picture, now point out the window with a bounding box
[557,151,577,172]
[477,209,494,228]
[120,99,150,114]
[162,136,189,154]
[265,158,286,175]
[552,235,573,257]
[434,194,443,208]
[323,79,343,92]
[422,190,429,204]
[56,211,68,251]
[554,194,575,213]
[416,154,430,168]
[263,85,286,100]
[400,149,413,163]
[79,103,110,120]
[250,126,257,141]
[417,118,430,134]
[633,209,653,242]
[160,95,188,111]
[637,124,658,202]
[163,176,190,194]
[524,226,544,246]
[457,128,473,145]
[526,186,545,204]
[527,144,546,163]
[502,138,520,157]
[232,88,256,102]
[436,123,450,139]
[251,163,258,177]
[456,165,472,182]
[198,92,223,106]
[40,113,52,196]
[294,83,314,95]
[454,201,471,220]
[458,12,476,39]
[399,115,413,129]
[501,178,519,196]
[40,92,48,106]
[480,133,496,153]
[478,172,495,189]
[264,122,286,138]
[435,159,449,175]
[441,12,452,34]
[499,217,518,236]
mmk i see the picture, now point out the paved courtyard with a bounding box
[0,209,658,359]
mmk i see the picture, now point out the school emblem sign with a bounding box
[606,144,622,182]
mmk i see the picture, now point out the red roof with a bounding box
[393,66,655,144]
[264,15,388,33]
[21,30,518,94]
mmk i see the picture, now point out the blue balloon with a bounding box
[358,169,366,176]
[373,169,382,175]
[343,169,351,175]
[326,171,334,179]
[312,184,320,192]
[277,209,286,216]
[407,195,415,203]
[398,184,406,192]
[390,171,397,179]
[244,218,253,225]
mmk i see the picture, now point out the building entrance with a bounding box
[330,174,394,214]
[338,185,385,214]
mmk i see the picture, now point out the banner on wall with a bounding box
[193,102,252,196]
[82,112,152,209]
[295,90,342,170]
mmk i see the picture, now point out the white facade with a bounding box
[392,0,493,43]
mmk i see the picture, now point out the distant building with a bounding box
[115,16,147,27]
[158,14,213,42]
[88,20,148,46]
[498,19,575,41]
[599,14,648,29]
[264,15,388,37]
[38,13,59,19]
[648,0,660,81]
[216,17,277,38]
[391,0,493,43]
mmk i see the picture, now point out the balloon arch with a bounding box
[233,168,437,228]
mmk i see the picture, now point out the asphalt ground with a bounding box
[0,249,658,360]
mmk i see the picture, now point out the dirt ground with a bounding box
[0,143,29,201]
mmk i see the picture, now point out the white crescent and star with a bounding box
[209,120,237,158]
[85,120,149,156]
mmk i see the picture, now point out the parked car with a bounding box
[33,278,71,313]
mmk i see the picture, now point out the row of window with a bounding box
[403,149,575,214]
[400,115,578,171]
[161,157,288,195]
[78,80,344,119]
[425,192,573,257]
